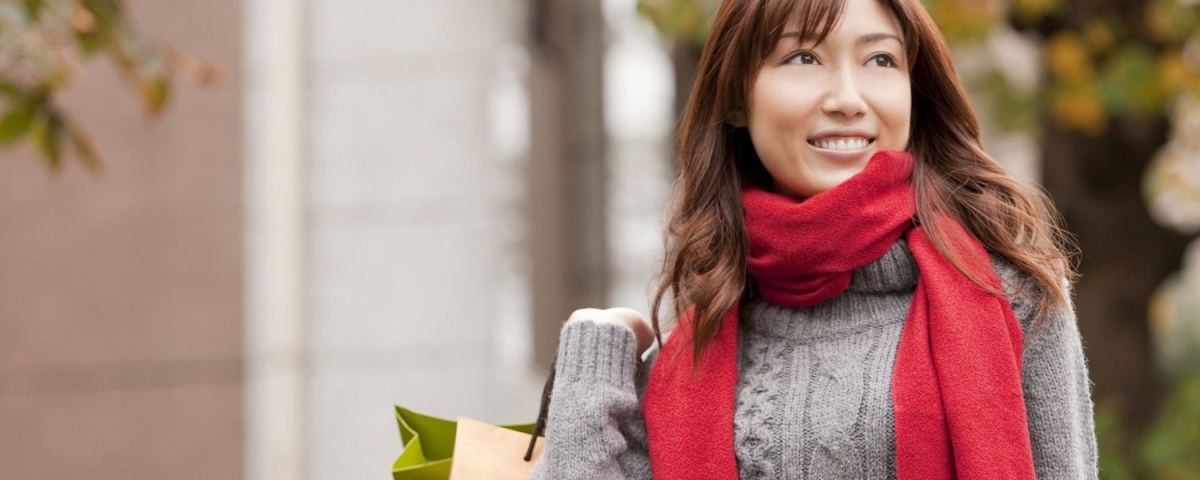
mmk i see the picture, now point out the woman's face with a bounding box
[745,0,911,198]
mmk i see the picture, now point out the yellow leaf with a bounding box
[926,0,994,42]
[1013,0,1063,24]
[1046,32,1095,84]
[1160,48,1200,101]
[1052,83,1108,136]
[1083,19,1115,54]
[141,75,170,115]
[1158,49,1189,97]
[1143,0,1195,43]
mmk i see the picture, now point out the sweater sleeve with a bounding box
[993,257,1100,479]
[528,319,657,480]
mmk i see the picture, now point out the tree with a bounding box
[991,0,1199,439]
[0,0,217,171]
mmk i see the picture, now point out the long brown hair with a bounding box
[650,0,1078,363]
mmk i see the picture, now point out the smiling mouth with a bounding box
[807,137,875,151]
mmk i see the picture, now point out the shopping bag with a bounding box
[448,417,544,479]
[392,405,541,480]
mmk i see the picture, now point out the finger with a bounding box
[605,308,653,354]
[567,308,605,324]
[606,307,647,325]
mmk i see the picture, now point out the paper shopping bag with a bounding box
[392,405,540,480]
[448,417,544,480]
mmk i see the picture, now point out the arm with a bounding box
[528,319,656,480]
[993,258,1100,479]
[1019,300,1100,479]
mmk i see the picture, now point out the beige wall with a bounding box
[0,1,244,478]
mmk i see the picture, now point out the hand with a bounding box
[567,307,654,356]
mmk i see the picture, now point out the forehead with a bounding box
[777,0,902,46]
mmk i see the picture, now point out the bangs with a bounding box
[760,0,846,52]
[753,0,917,74]
[789,0,846,46]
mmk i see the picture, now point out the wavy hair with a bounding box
[650,0,1078,363]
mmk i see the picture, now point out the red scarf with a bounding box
[642,150,1035,479]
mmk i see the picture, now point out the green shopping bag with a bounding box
[392,405,539,480]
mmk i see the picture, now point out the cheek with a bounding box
[867,82,911,150]
[747,76,821,147]
[751,72,823,124]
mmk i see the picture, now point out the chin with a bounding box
[815,172,862,194]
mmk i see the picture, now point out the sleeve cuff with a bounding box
[555,319,640,390]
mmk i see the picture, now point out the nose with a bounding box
[821,68,868,118]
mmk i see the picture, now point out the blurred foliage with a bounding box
[938,0,1200,137]
[922,0,996,42]
[0,0,219,172]
[637,0,1200,137]
[1138,235,1200,478]
[1145,95,1200,234]
[1096,373,1200,479]
[636,0,716,47]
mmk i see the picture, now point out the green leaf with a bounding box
[0,102,36,144]
[0,81,23,99]
[967,69,1039,132]
[636,0,713,46]
[1,0,213,172]
[1094,401,1139,480]
[74,31,108,55]
[29,110,65,170]
[22,0,43,19]
[65,119,101,172]
[1139,374,1200,476]
[75,0,123,55]
[18,0,42,21]
[1099,44,1160,116]
[82,0,123,29]
[141,75,170,114]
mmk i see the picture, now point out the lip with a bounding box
[807,133,876,162]
[807,128,876,142]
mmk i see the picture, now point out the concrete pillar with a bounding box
[528,0,609,370]
[293,0,540,478]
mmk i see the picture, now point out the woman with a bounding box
[529,0,1098,478]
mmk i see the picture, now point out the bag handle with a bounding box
[524,362,556,461]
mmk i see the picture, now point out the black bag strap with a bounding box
[524,361,556,462]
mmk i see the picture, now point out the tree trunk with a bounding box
[1040,116,1189,433]
[668,43,703,179]
[528,0,608,370]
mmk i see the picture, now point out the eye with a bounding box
[868,53,897,68]
[786,52,820,65]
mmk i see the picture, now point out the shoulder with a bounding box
[988,252,1041,323]
[987,251,1078,347]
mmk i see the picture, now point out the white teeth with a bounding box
[812,137,870,151]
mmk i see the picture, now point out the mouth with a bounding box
[806,136,876,152]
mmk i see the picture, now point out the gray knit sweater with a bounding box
[529,239,1099,479]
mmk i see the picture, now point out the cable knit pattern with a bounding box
[733,318,790,478]
[529,239,1098,479]
[734,239,915,479]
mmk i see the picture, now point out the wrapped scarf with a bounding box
[641,150,1035,479]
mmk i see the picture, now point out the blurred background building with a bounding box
[0,0,1198,479]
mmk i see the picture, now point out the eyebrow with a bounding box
[779,32,904,47]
